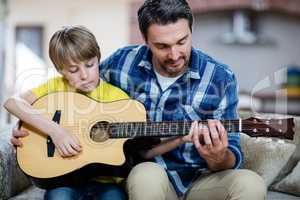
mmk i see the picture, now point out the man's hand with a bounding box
[191,120,235,171]
[180,121,198,143]
[11,127,29,147]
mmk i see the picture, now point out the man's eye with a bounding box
[178,40,186,45]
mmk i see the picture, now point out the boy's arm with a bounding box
[4,91,82,157]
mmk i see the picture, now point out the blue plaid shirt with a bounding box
[99,45,243,196]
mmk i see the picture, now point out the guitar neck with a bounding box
[109,120,241,138]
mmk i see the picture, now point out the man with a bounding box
[11,0,266,199]
[99,1,266,199]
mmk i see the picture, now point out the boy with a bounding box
[4,26,127,200]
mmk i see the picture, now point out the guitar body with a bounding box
[17,92,146,184]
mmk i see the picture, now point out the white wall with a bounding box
[2,0,130,125]
[192,12,300,93]
[4,0,130,92]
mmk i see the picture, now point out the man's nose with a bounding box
[168,47,180,61]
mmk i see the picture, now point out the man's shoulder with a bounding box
[192,48,235,79]
[115,45,148,55]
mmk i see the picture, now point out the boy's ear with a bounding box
[58,69,64,76]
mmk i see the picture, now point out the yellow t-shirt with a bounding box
[31,76,129,184]
[31,76,128,103]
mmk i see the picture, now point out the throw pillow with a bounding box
[240,133,296,187]
[272,161,300,196]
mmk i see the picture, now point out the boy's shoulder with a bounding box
[31,76,70,98]
[35,76,66,86]
[97,79,129,101]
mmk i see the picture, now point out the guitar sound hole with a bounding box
[90,121,110,142]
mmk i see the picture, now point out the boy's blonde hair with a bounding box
[49,26,101,70]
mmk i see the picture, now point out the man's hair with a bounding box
[137,0,193,40]
[49,26,101,70]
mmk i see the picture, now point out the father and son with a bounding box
[4,0,267,199]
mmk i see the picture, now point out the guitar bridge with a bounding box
[47,110,61,157]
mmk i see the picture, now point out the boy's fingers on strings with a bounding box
[61,144,73,157]
[65,143,79,156]
[57,148,64,157]
[70,141,82,152]
[69,135,82,152]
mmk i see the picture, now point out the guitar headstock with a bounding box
[241,117,295,140]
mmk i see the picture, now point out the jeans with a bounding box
[44,181,126,200]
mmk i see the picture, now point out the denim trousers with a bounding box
[44,181,126,200]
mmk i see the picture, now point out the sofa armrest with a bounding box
[0,124,31,199]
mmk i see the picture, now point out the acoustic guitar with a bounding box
[17,92,295,188]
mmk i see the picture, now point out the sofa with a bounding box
[0,111,300,200]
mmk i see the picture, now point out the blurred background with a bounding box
[0,0,300,129]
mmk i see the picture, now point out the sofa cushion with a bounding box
[9,186,299,200]
[240,112,300,196]
[240,133,296,187]
[239,112,300,183]
[0,125,31,199]
[267,191,300,200]
[271,115,300,193]
[9,186,45,200]
[272,160,300,197]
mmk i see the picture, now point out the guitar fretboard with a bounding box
[109,120,241,138]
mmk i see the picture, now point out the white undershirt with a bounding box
[154,70,183,91]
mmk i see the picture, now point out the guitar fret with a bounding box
[159,122,163,136]
[144,122,148,136]
[162,122,166,136]
[137,122,143,137]
[172,122,178,136]
[168,122,172,136]
[127,123,131,137]
[239,118,242,132]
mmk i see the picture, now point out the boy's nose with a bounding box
[79,68,88,80]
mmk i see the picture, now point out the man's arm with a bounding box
[193,71,242,171]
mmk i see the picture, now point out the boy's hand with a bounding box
[11,128,29,147]
[50,128,82,157]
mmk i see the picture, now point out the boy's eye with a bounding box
[68,68,78,73]
[86,63,93,68]
[156,44,168,50]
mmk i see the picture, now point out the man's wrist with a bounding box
[207,149,235,171]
